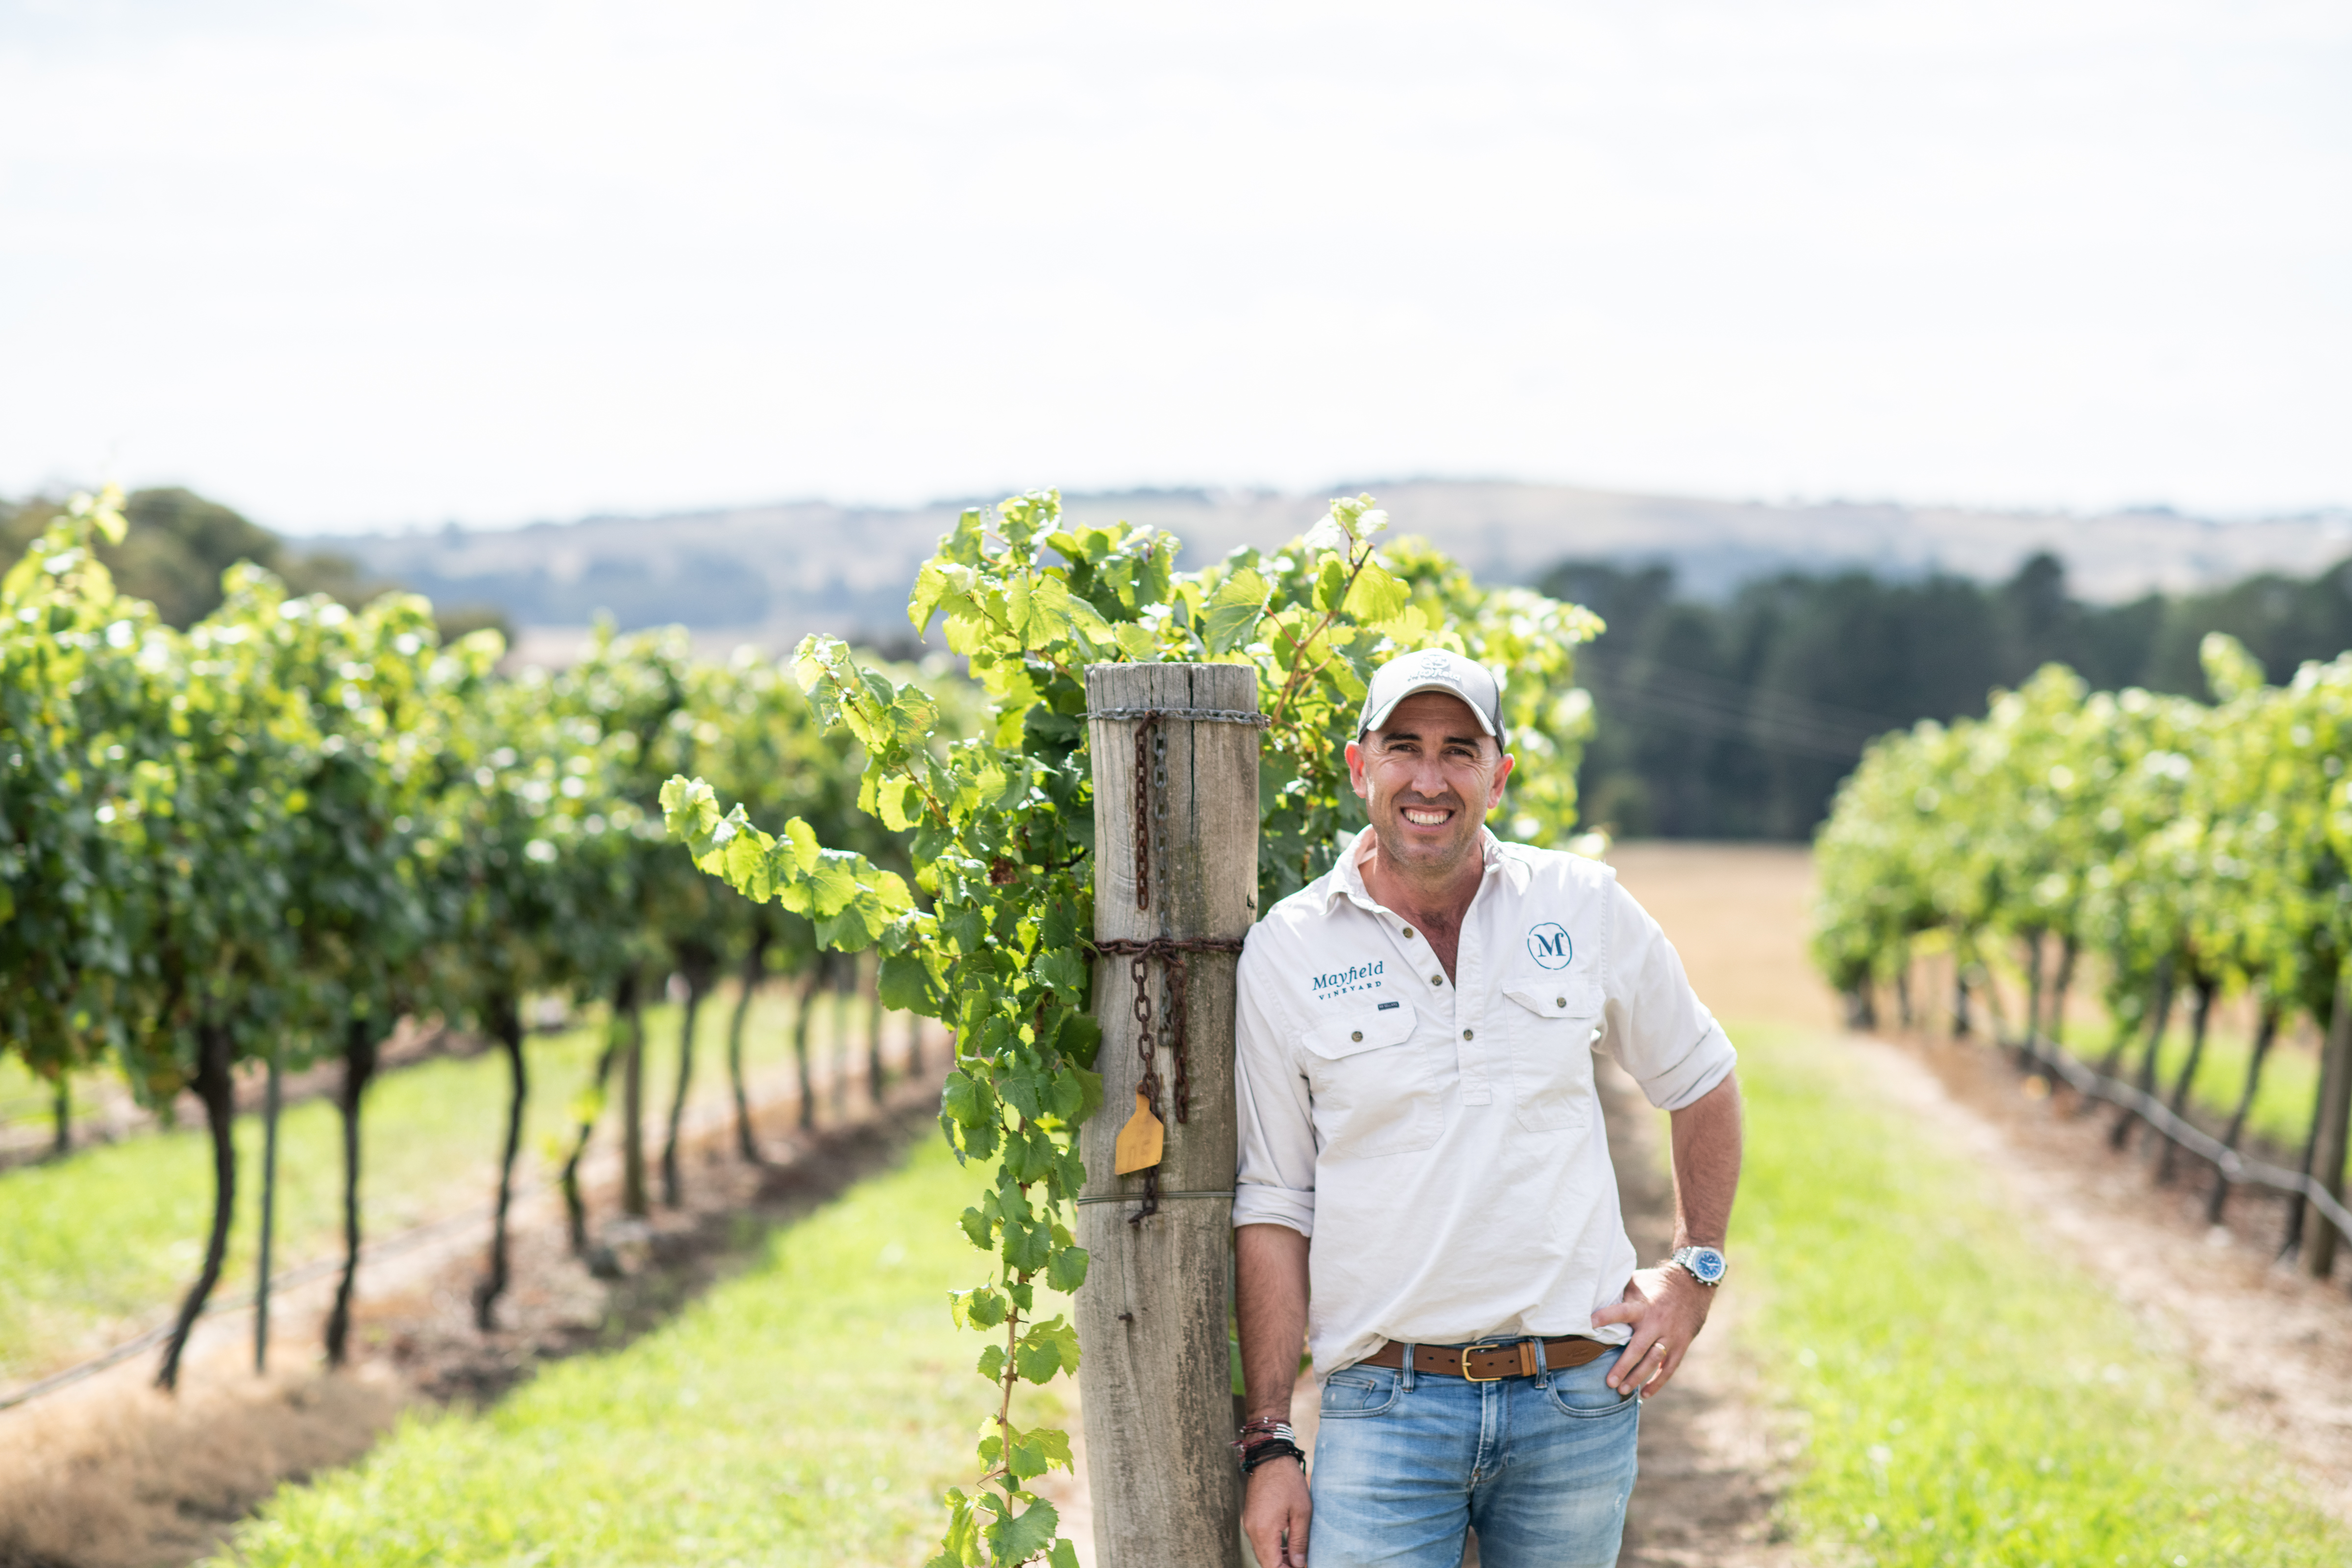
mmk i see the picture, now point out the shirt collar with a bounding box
[1323,826,1507,916]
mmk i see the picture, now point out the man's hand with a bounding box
[1243,1455,1311,1567]
[1591,1264,1714,1396]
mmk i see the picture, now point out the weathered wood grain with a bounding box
[1078,662,1258,1568]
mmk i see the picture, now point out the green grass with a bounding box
[1734,1019,2349,1566]
[208,1131,1059,1568]
[0,986,873,1384]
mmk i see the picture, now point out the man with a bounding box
[1231,649,1741,1568]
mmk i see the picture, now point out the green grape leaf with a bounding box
[880,950,939,1011]
[1315,554,1348,612]
[1033,947,1088,997]
[1054,1013,1103,1070]
[1203,569,1269,654]
[1016,1315,1081,1382]
[1002,1214,1053,1275]
[941,1069,993,1127]
[951,1287,1008,1330]
[1046,1244,1089,1293]
[1345,557,1411,623]
[985,1495,1060,1566]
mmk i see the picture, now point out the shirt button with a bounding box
[1555,997,1566,1007]
[1350,1030,1363,1042]
[1402,927,1416,939]
[1462,1028,1474,1041]
[1430,974,1444,986]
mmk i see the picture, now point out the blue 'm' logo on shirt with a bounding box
[1526,923,1572,970]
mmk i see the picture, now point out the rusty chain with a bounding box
[1133,711,1158,911]
[1088,936,1240,1222]
[1084,702,1267,1221]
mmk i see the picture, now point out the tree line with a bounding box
[1544,548,2352,840]
[0,490,928,1389]
[0,486,510,644]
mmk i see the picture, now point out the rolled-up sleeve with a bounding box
[1600,878,1737,1112]
[1232,932,1318,1236]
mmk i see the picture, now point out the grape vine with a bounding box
[1811,637,2352,1221]
[0,492,909,1386]
[663,490,1601,1566]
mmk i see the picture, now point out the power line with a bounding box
[1575,648,1901,761]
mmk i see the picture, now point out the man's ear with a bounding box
[1344,738,1371,800]
[1487,752,1515,808]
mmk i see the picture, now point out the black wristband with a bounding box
[1240,1438,1306,1477]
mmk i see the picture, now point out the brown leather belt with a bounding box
[1359,1336,1609,1382]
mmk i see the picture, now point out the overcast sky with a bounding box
[2,0,2346,534]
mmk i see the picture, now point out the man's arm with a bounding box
[1237,1222,1312,1567]
[1668,1066,1741,1251]
[1592,1070,1742,1396]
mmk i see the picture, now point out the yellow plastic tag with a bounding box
[1113,1090,1164,1175]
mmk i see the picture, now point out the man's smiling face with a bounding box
[1345,690,1514,882]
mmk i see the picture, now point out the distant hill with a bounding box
[298,481,2352,663]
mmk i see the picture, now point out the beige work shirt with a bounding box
[1231,830,1735,1378]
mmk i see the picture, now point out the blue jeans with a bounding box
[1308,1348,1639,1568]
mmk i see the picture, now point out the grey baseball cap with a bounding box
[1356,649,1507,747]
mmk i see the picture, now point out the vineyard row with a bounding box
[0,488,934,1389]
[1811,635,2352,1277]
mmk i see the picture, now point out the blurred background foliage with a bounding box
[0,488,511,647]
[1546,550,2352,841]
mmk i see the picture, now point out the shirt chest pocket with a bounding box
[1503,980,1603,1132]
[1299,1002,1442,1160]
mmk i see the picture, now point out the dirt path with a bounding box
[1604,1054,1799,1568]
[1602,843,1821,1568]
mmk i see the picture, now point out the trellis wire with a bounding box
[2009,1032,2352,1247]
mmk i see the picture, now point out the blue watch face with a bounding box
[1686,1249,1726,1283]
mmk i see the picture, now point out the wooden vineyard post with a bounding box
[2303,963,2352,1275]
[1077,663,1259,1568]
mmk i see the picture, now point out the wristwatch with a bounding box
[1669,1245,1727,1287]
